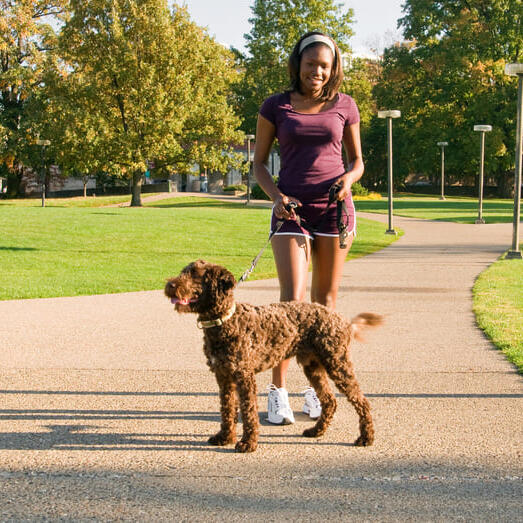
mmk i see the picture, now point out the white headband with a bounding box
[299,35,335,55]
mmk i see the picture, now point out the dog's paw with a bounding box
[354,434,374,446]
[208,432,236,446]
[302,426,325,438]
[235,440,257,453]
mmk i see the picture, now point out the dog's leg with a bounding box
[233,371,259,453]
[299,356,337,438]
[208,373,237,446]
[326,357,374,446]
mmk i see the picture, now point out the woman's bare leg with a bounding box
[271,234,311,387]
[311,234,353,309]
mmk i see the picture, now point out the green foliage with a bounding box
[368,0,523,195]
[223,184,247,192]
[250,182,271,200]
[40,0,244,205]
[234,0,356,133]
[342,57,377,127]
[350,182,368,197]
[0,0,67,196]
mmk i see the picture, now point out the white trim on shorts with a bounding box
[314,198,358,238]
[270,231,314,240]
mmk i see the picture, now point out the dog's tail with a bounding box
[350,313,383,342]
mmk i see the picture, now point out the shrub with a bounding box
[250,183,271,200]
[351,182,368,197]
[223,184,247,192]
[353,191,382,201]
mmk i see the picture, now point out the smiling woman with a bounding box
[252,30,367,423]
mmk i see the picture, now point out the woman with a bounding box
[253,31,364,425]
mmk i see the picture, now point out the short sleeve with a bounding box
[342,95,360,127]
[259,95,278,125]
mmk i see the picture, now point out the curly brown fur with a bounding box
[165,259,382,453]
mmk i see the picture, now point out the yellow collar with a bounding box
[197,303,236,329]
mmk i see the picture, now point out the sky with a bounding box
[179,0,405,57]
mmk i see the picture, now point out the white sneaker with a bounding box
[302,387,322,419]
[267,384,295,425]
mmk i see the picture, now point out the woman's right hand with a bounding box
[273,194,301,220]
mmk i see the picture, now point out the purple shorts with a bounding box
[270,194,356,240]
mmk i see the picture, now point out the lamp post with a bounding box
[437,141,448,200]
[245,134,255,204]
[473,125,492,224]
[505,63,523,259]
[378,110,401,234]
[36,139,51,208]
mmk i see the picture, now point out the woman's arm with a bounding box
[253,114,281,201]
[253,114,299,219]
[335,121,364,200]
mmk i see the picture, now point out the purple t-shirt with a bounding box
[259,91,360,200]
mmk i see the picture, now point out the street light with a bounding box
[36,139,51,208]
[504,63,523,259]
[473,124,492,224]
[378,110,401,234]
[245,134,255,204]
[437,142,448,200]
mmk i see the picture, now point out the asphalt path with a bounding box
[1,209,522,521]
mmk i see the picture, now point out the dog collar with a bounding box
[197,303,236,329]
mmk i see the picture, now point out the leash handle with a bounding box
[337,199,349,248]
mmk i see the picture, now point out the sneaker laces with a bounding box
[303,387,321,408]
[267,384,282,410]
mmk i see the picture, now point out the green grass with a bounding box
[0,196,401,300]
[355,194,522,224]
[0,195,136,207]
[473,252,523,373]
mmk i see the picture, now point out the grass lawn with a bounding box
[0,194,136,208]
[354,193,522,224]
[0,196,401,300]
[473,253,523,373]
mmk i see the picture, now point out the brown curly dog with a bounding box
[165,260,382,453]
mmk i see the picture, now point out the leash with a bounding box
[238,184,349,283]
[238,202,298,284]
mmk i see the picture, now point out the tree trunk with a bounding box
[83,180,87,198]
[496,170,515,199]
[130,170,143,206]
[45,170,50,198]
[6,164,23,198]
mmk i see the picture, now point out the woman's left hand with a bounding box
[330,177,351,201]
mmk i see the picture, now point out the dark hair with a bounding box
[288,31,343,101]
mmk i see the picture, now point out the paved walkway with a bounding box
[1,212,522,521]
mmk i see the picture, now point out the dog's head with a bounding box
[165,260,236,315]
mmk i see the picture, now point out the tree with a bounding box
[0,0,66,196]
[235,0,356,134]
[370,0,522,195]
[54,0,243,206]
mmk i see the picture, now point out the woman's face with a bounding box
[299,44,334,97]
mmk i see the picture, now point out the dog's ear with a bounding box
[218,267,236,292]
[203,264,236,294]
